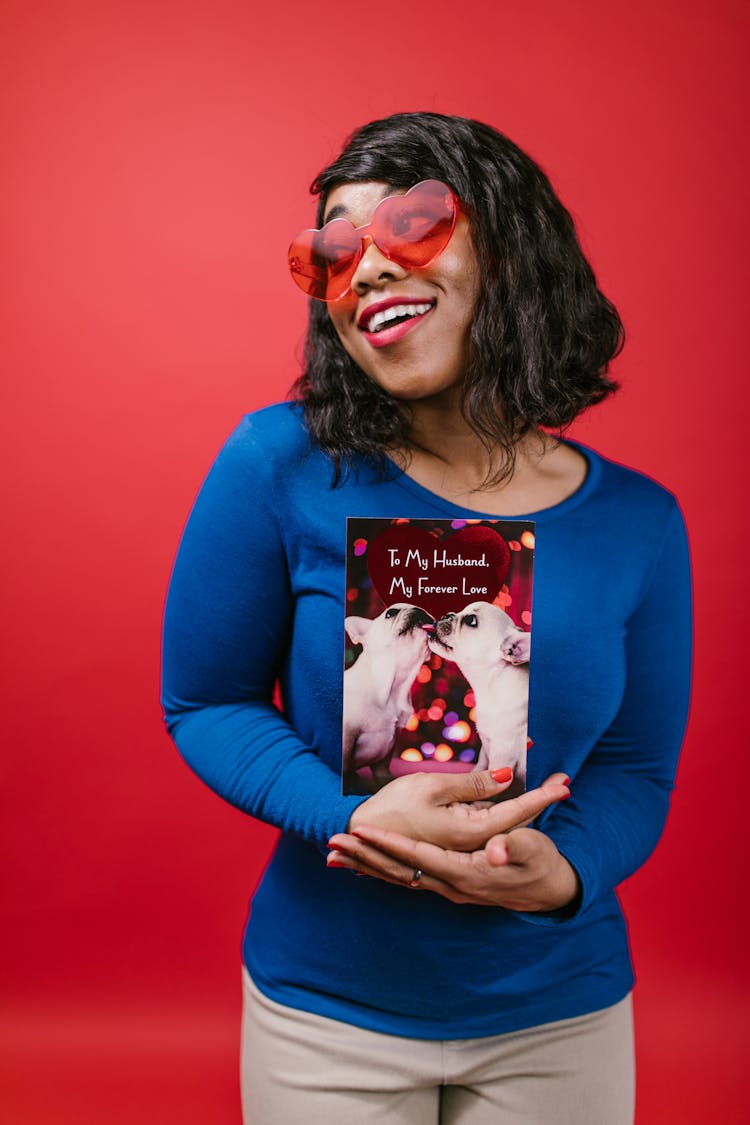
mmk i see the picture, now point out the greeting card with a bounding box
[342,517,535,796]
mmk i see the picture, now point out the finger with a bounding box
[327,849,407,887]
[329,844,479,904]
[349,824,486,889]
[329,840,434,893]
[328,835,418,884]
[330,853,470,903]
[481,780,569,834]
[432,767,516,806]
[541,771,570,787]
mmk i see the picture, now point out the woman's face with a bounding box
[323,181,481,405]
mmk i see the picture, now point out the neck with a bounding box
[396,389,543,490]
[387,389,586,518]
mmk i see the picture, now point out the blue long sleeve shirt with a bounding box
[161,402,692,1038]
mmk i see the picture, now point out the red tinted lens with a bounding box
[288,180,458,302]
[288,219,361,301]
[369,180,457,270]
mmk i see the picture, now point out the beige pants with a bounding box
[240,968,634,1125]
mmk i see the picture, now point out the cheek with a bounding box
[326,303,358,349]
[450,263,481,318]
[441,224,481,308]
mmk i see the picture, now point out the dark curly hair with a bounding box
[290,112,623,484]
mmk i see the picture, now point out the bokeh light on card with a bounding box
[443,720,472,743]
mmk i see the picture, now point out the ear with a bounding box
[345,616,372,646]
[501,628,531,665]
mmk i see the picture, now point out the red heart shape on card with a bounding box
[367,524,511,620]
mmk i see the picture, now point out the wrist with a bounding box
[347,802,367,832]
[538,855,581,915]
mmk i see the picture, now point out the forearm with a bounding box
[535,765,672,912]
[161,416,367,845]
[526,501,692,918]
[164,699,366,843]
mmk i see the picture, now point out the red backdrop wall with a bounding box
[2,1,748,1121]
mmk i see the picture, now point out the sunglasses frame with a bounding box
[288,179,460,303]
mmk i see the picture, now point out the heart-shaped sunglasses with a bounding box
[288,179,459,303]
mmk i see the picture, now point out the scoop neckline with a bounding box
[384,439,601,524]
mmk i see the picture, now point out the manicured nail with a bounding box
[562,791,571,800]
[562,776,570,786]
[492,767,513,782]
[327,859,346,868]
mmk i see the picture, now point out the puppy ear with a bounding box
[501,628,531,665]
[345,616,372,646]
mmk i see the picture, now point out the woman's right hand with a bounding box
[344,770,569,854]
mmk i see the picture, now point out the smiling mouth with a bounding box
[359,300,435,334]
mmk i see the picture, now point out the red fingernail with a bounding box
[563,776,570,786]
[492,767,513,782]
[327,860,346,869]
[562,791,571,800]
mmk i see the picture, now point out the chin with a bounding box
[360,363,464,403]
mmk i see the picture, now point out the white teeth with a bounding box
[366,302,432,332]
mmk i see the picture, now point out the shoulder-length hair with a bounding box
[290,112,623,484]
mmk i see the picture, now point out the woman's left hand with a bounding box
[327,823,580,912]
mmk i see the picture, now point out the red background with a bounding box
[2,1,748,1121]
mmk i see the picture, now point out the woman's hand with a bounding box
[327,820,580,913]
[344,769,570,853]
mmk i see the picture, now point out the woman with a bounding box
[161,112,692,1124]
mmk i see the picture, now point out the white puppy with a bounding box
[429,601,531,785]
[343,603,432,788]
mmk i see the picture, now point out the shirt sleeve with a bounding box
[524,499,693,924]
[160,419,368,845]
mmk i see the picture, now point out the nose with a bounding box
[350,235,409,296]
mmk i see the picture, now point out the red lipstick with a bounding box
[357,296,436,348]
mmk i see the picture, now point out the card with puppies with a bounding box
[342,517,535,797]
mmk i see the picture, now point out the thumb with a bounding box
[486,826,535,867]
[440,767,515,804]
